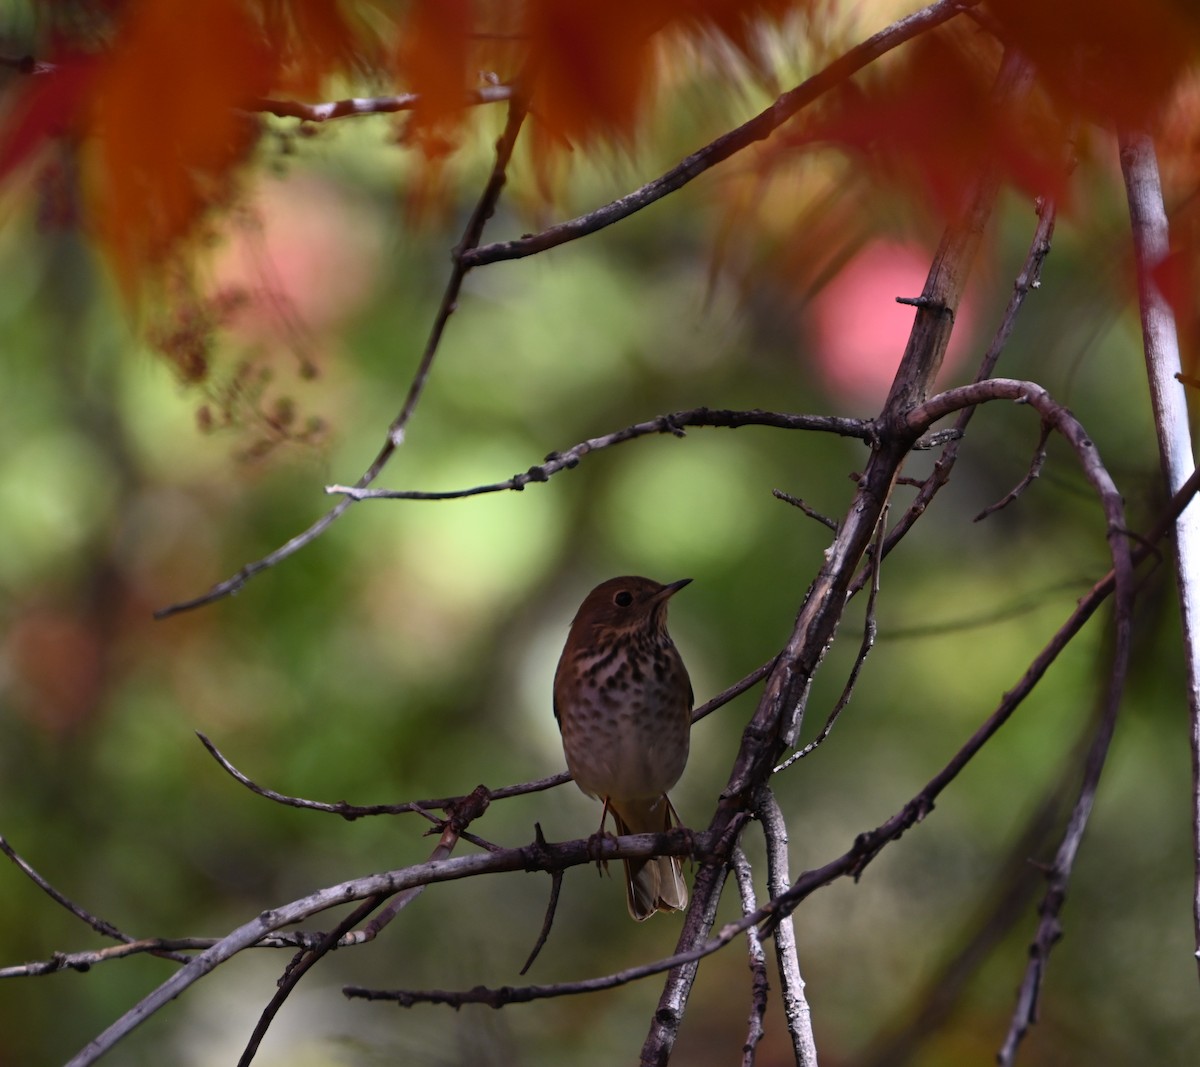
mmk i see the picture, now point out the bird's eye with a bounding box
[613,590,634,607]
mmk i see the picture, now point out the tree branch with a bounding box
[460,0,981,270]
[0,835,190,966]
[640,47,1034,1066]
[852,182,1061,596]
[756,787,818,1067]
[730,847,770,1067]
[326,409,869,502]
[1118,128,1200,983]
[62,828,706,1067]
[249,84,514,123]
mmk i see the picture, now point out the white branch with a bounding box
[1118,129,1200,979]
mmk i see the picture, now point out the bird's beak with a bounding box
[655,577,692,602]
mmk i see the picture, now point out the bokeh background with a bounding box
[2,2,1198,1065]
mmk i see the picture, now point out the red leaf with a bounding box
[989,0,1199,129]
[0,52,98,180]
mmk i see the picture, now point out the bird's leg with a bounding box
[586,797,617,876]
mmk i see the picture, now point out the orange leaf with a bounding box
[522,0,663,148]
[396,0,473,157]
[87,0,276,292]
[791,30,1068,215]
[267,0,377,95]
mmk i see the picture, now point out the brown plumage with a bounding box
[553,576,693,920]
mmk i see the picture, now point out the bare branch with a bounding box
[730,848,769,1067]
[238,893,388,1067]
[773,488,838,531]
[1118,128,1200,984]
[776,506,886,771]
[62,828,704,1067]
[0,835,190,966]
[856,763,1073,1067]
[755,788,818,1067]
[641,835,734,1062]
[973,420,1052,522]
[198,658,772,824]
[249,84,513,123]
[641,48,1035,1067]
[692,658,778,726]
[345,894,750,1009]
[518,824,563,976]
[197,730,568,818]
[327,410,869,502]
[852,188,1061,595]
[460,0,981,269]
[238,816,469,1067]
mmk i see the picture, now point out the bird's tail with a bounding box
[610,795,687,921]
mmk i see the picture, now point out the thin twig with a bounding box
[755,788,818,1067]
[237,810,472,1066]
[692,658,778,725]
[855,761,1072,1067]
[773,489,838,531]
[518,824,562,976]
[155,89,530,619]
[776,506,887,771]
[197,730,568,817]
[0,836,190,966]
[974,420,1052,521]
[730,848,769,1067]
[197,659,771,823]
[250,84,513,123]
[460,0,981,270]
[238,893,388,1067]
[327,410,869,502]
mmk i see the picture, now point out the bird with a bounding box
[553,575,693,920]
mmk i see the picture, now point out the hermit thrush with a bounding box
[553,576,693,920]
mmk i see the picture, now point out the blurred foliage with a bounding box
[2,2,1200,1066]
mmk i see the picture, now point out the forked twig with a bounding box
[851,187,1061,596]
